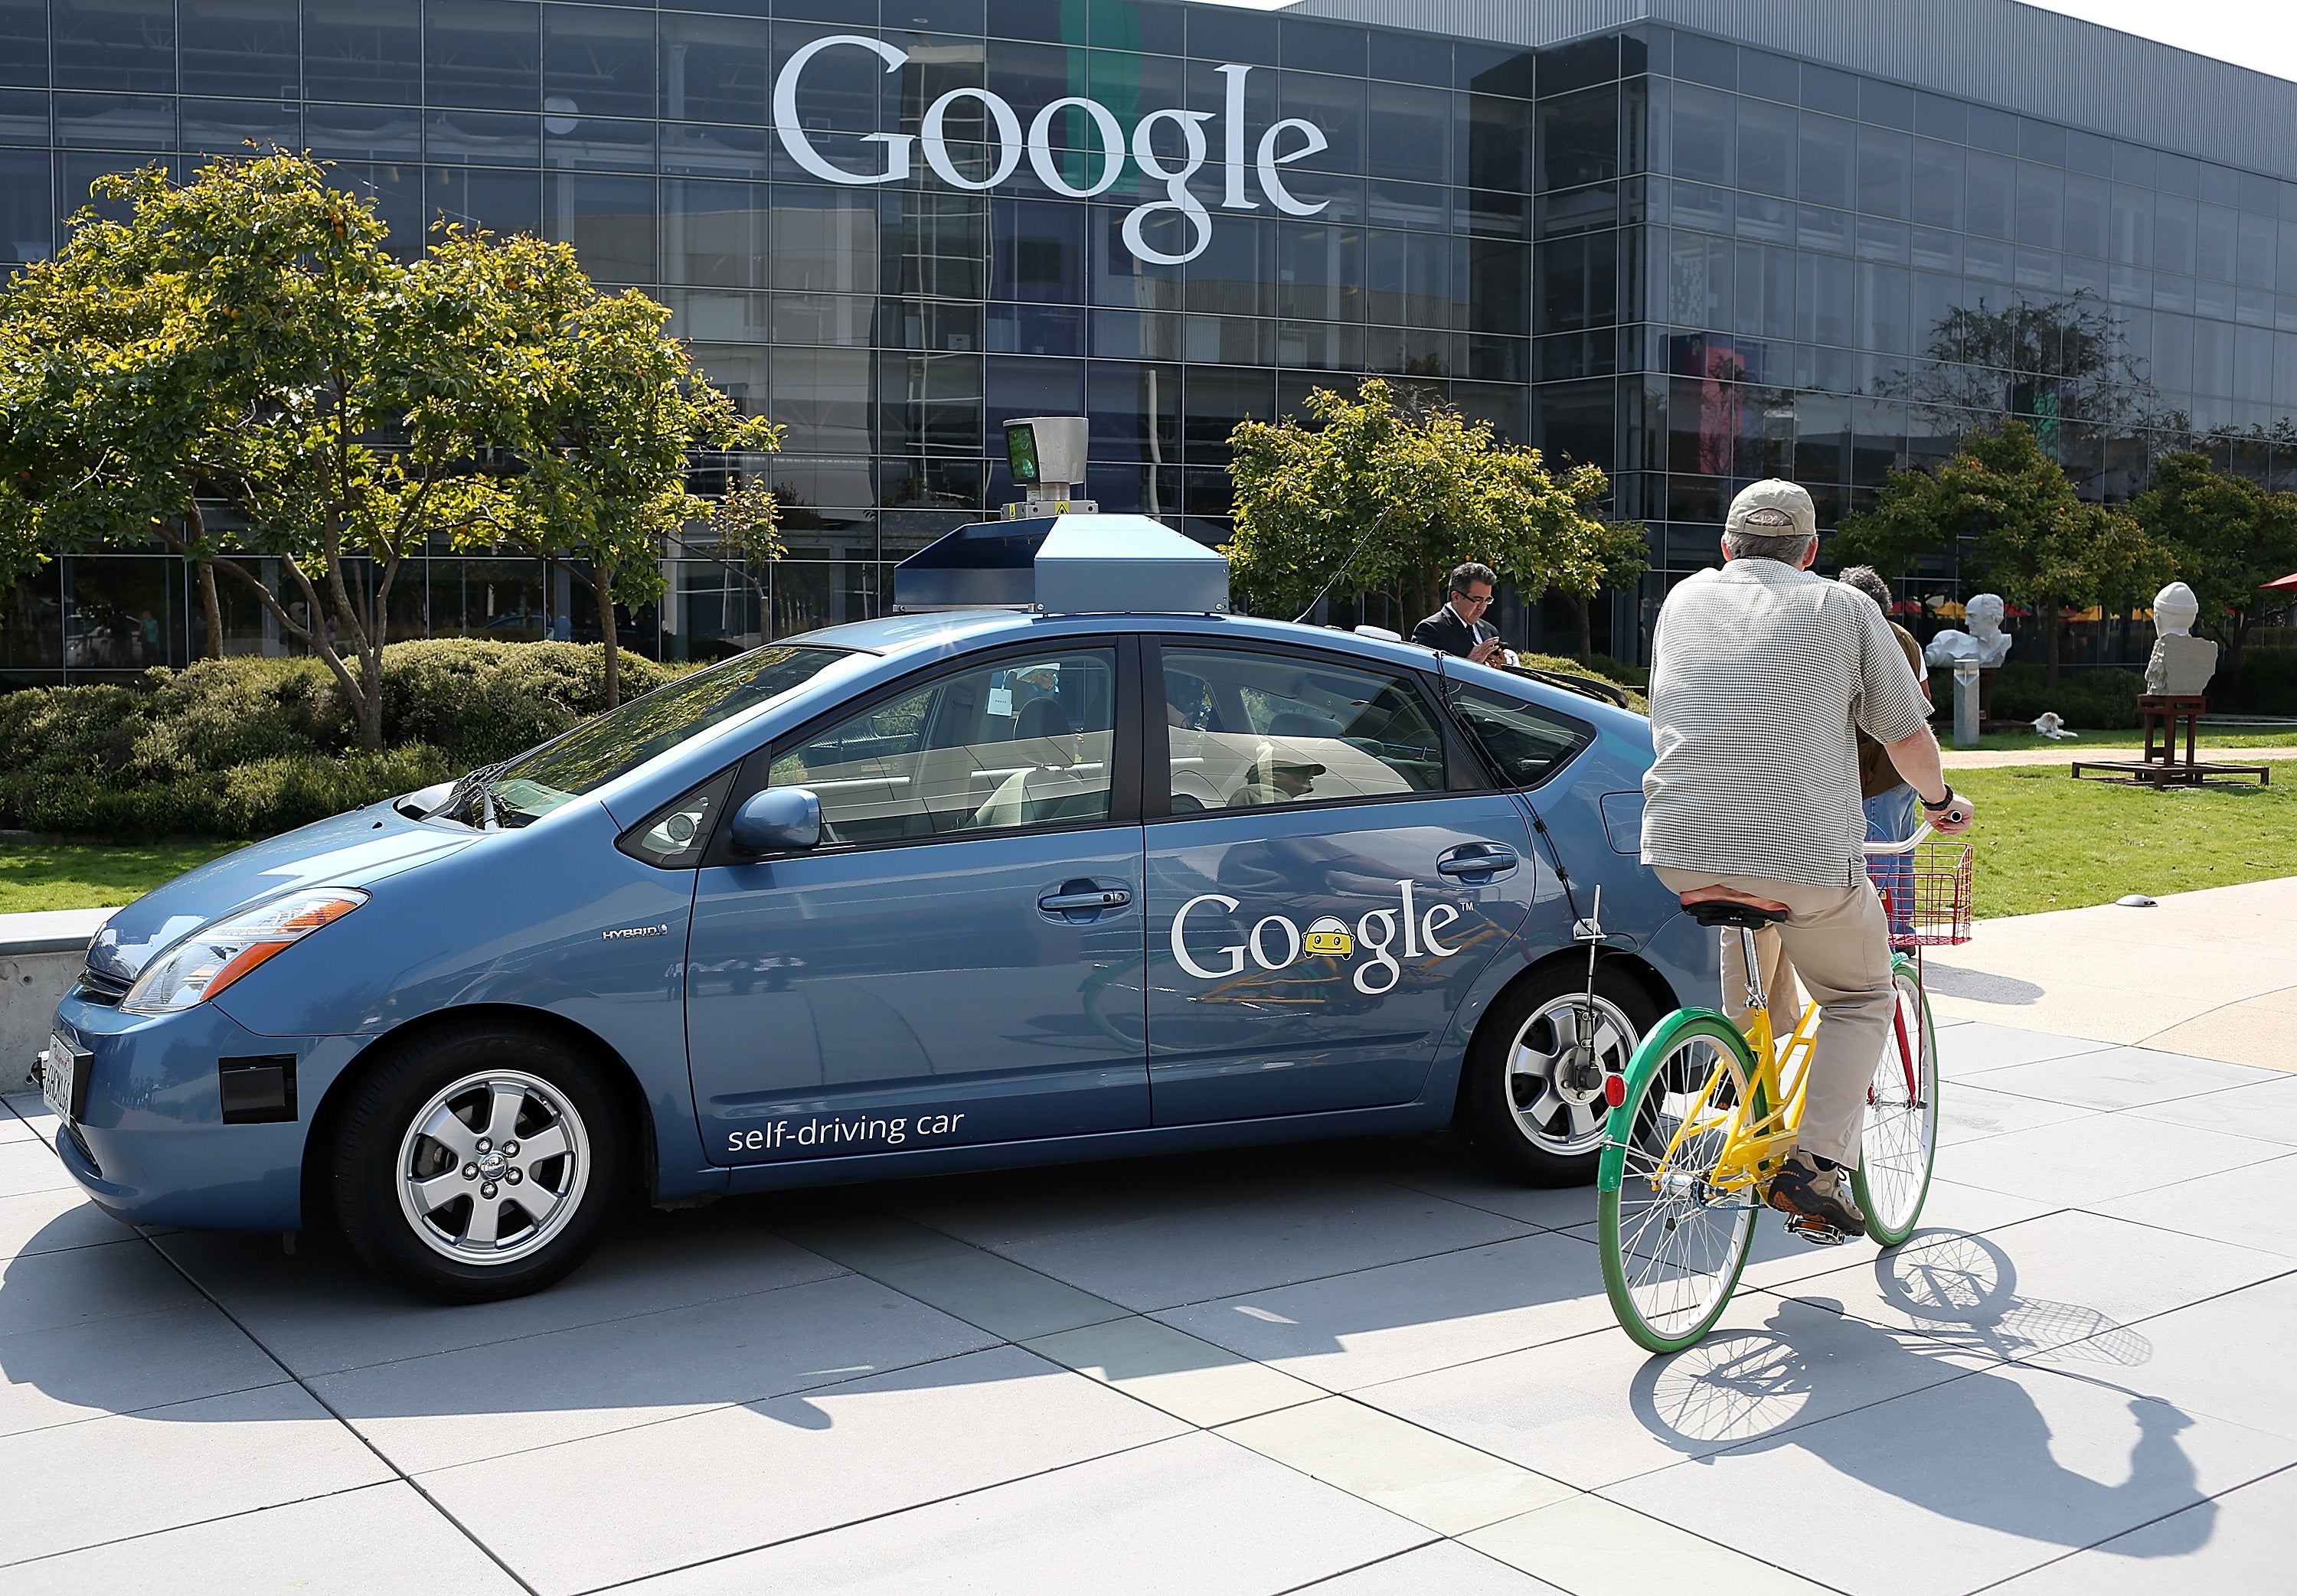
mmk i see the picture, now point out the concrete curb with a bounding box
[1,907,115,1079]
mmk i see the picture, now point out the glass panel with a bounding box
[773,184,879,295]
[992,197,1085,305]
[1668,82,1730,186]
[659,12,771,127]
[181,0,299,99]
[0,0,46,90]
[1539,86,1616,191]
[1368,82,1451,184]
[1910,138,1960,230]
[2063,171,2108,259]
[1965,149,2012,240]
[426,165,539,234]
[2196,201,2237,283]
[1162,648,1444,812]
[56,0,177,94]
[543,3,656,122]
[1796,112,1853,210]
[62,556,181,673]
[0,147,52,264]
[1736,96,1792,197]
[2014,162,2061,249]
[1855,126,1908,220]
[665,178,768,288]
[427,0,541,113]
[771,648,1116,842]
[305,0,422,106]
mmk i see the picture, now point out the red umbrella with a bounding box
[2263,571,2297,589]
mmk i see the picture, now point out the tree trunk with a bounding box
[195,560,224,660]
[595,560,621,710]
[1571,590,1594,661]
[2043,596,2061,685]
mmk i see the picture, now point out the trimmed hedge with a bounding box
[1984,664,2145,729]
[0,640,689,840]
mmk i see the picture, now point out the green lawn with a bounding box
[1955,765,2297,919]
[1962,726,2297,753]
[8,769,2295,927]
[0,840,244,915]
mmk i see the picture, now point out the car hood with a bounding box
[87,805,477,984]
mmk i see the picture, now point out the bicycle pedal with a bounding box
[1784,1216,1854,1246]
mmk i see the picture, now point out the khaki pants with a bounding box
[1653,867,1893,1169]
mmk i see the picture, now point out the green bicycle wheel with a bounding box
[1852,957,1940,1246]
[1598,1011,1761,1354]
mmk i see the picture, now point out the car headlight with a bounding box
[121,889,369,1015]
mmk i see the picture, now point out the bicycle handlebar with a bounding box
[1861,822,1936,857]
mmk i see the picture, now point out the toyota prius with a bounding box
[39,518,1711,1301]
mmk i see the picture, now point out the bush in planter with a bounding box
[0,639,691,840]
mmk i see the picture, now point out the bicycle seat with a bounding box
[1681,898,1791,930]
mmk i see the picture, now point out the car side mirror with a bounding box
[728,787,822,856]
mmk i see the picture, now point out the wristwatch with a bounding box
[1920,785,1958,812]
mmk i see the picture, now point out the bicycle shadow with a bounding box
[1628,1230,2214,1558]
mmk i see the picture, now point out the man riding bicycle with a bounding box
[1640,480,1975,1239]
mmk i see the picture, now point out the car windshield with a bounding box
[437,645,848,828]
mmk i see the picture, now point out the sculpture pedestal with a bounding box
[2071,696,2272,788]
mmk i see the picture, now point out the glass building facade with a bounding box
[6,0,2297,685]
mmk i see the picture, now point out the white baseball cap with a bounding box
[1725,479,1817,538]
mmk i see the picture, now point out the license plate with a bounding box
[42,1031,84,1123]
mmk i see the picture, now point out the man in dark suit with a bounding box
[1412,562,1506,664]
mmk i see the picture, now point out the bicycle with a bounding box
[1595,826,1972,1353]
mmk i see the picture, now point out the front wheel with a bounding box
[1852,958,1939,1246]
[331,1021,626,1304]
[1598,1013,1760,1354]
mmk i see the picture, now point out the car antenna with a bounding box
[1292,504,1401,625]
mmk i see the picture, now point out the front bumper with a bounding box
[48,992,368,1232]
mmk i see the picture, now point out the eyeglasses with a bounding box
[1452,591,1494,607]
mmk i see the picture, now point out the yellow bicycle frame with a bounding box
[1649,928,1823,1196]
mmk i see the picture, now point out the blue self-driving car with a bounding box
[41,515,1714,1301]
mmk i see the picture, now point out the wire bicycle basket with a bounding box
[1866,837,1973,949]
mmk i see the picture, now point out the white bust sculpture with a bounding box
[2145,582,2219,696]
[1923,592,2013,668]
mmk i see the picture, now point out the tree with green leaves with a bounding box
[1837,420,2172,681]
[1224,378,1645,638]
[2128,451,2297,688]
[0,152,780,743]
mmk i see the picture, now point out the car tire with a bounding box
[1458,964,1659,1188]
[330,1020,626,1304]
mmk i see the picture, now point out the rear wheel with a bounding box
[1599,1016,1759,1353]
[1459,965,1658,1186]
[331,1021,626,1304]
[1853,958,1939,1246]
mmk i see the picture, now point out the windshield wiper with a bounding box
[425,760,514,827]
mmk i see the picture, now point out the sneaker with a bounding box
[1768,1150,1865,1235]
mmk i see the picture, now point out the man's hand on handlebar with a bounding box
[1923,788,1976,834]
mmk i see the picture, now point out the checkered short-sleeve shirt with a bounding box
[1640,560,1933,888]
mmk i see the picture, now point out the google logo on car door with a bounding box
[1171,883,1465,996]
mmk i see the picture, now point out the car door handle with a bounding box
[1436,846,1518,878]
[1038,887,1132,912]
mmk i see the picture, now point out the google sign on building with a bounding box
[774,34,1331,263]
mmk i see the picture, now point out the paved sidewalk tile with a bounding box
[1371,1161,1603,1232]
[1972,1046,2272,1112]
[1153,1231,1616,1392]
[2095,1152,2297,1258]
[0,1239,205,1339]
[900,1173,1528,1311]
[1936,1024,2113,1079]
[0,1138,74,1199]
[0,1382,394,1568]
[619,1431,1427,1596]
[1733,1179,2060,1294]
[1987,1461,2297,1594]
[2026,1271,2297,1443]
[1361,1297,1981,1493]
[768,1211,1126,1340]
[1779,1210,2291,1361]
[415,1343,1186,1595]
[0,1185,134,1262]
[2126,1072,2297,1146]
[1936,1083,2099,1147]
[1218,1395,1573,1536]
[1022,1314,1323,1428]
[2,1481,522,1596]
[0,1102,35,1141]
[1463,1492,1831,1594]
[1297,1541,1568,1594]
[154,1209,845,1376]
[1602,1357,2297,1596]
[0,1300,286,1440]
[1931,1111,2266,1204]
[315,1271,998,1474]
